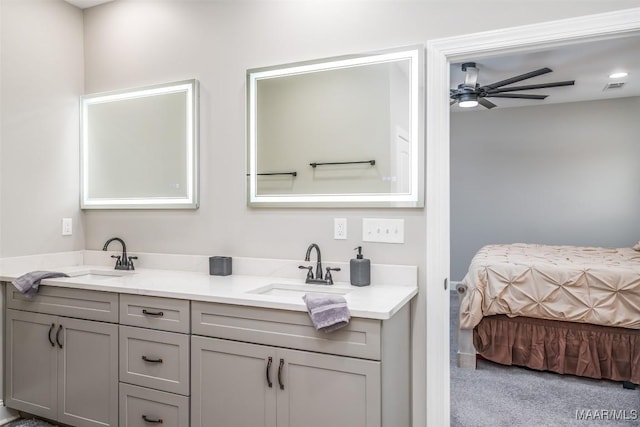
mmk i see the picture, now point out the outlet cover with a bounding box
[62,218,73,236]
[362,218,404,244]
[334,218,347,240]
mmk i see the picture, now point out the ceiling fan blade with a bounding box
[487,93,548,100]
[485,80,575,94]
[478,98,496,109]
[482,68,552,90]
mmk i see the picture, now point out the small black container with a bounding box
[209,256,232,276]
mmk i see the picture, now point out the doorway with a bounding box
[424,8,640,426]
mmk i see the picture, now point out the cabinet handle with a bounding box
[141,415,163,424]
[142,309,164,317]
[48,323,55,347]
[56,325,63,349]
[278,358,285,390]
[141,355,163,363]
[266,356,273,388]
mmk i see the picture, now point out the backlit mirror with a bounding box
[81,79,199,209]
[247,47,424,207]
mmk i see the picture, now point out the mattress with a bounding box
[459,243,640,330]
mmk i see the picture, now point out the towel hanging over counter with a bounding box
[12,271,69,298]
[302,293,351,333]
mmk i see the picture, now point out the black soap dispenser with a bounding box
[350,246,371,287]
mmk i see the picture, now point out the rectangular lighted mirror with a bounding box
[81,79,199,209]
[247,46,423,207]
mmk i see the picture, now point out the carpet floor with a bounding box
[450,292,640,426]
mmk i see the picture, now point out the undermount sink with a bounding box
[248,283,351,298]
[66,269,133,281]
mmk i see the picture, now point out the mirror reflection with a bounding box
[247,47,423,207]
[81,79,199,209]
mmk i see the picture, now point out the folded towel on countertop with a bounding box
[12,271,69,298]
[302,293,350,333]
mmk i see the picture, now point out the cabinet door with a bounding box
[191,336,277,427]
[57,317,118,427]
[5,309,58,420]
[276,348,381,427]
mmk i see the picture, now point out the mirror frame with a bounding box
[80,79,199,209]
[247,46,424,208]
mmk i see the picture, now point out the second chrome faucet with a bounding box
[299,243,340,285]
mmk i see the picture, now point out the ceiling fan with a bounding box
[450,62,575,109]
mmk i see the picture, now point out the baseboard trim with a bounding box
[0,403,20,425]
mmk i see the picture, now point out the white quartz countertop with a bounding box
[1,265,417,320]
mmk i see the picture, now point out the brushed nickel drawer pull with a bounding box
[142,415,163,424]
[142,309,164,317]
[141,355,163,363]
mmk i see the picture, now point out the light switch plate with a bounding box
[62,218,72,236]
[362,218,404,244]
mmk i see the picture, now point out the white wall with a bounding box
[80,1,640,425]
[451,96,640,281]
[0,0,85,257]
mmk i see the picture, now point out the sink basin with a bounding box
[248,283,350,298]
[66,269,133,281]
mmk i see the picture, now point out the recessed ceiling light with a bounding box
[609,72,628,79]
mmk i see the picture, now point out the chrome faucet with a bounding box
[103,237,137,270]
[299,243,341,285]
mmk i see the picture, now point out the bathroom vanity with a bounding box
[1,263,416,427]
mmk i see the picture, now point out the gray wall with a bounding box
[0,0,85,257]
[2,1,640,426]
[451,96,640,281]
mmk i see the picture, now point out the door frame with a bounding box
[424,7,640,426]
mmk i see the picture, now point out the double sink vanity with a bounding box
[0,254,417,427]
[25,42,423,427]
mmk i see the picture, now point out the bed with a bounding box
[456,243,640,384]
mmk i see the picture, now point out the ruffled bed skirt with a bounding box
[473,315,640,384]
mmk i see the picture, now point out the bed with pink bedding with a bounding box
[457,243,640,383]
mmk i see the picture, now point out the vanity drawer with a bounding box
[191,301,382,360]
[120,294,190,333]
[6,285,118,323]
[120,326,190,395]
[119,383,189,427]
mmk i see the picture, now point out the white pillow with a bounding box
[634,241,640,251]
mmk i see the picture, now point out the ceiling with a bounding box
[450,34,640,111]
[64,0,113,9]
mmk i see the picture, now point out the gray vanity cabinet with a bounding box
[191,336,380,427]
[191,301,408,427]
[5,308,119,427]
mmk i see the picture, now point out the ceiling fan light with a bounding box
[458,93,478,108]
[459,100,478,108]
